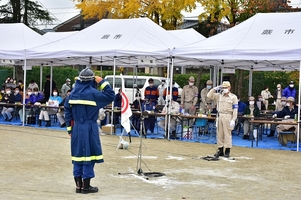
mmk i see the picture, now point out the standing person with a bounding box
[282,81,297,100]
[207,81,238,157]
[61,78,71,98]
[261,86,273,110]
[144,78,158,105]
[43,75,57,101]
[157,79,167,105]
[64,67,115,194]
[199,80,213,114]
[28,80,39,91]
[181,76,198,116]
[274,84,283,111]
[163,80,179,102]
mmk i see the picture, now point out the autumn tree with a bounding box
[73,0,198,30]
[0,0,53,27]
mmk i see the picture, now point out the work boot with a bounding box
[74,177,82,193]
[45,120,51,127]
[267,130,275,137]
[38,120,42,126]
[225,148,231,158]
[81,178,98,194]
[214,147,224,157]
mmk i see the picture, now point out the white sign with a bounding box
[1,59,15,65]
[137,56,156,66]
[22,65,32,70]
[222,67,235,74]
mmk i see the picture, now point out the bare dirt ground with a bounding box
[0,124,301,200]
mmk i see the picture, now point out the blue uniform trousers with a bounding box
[73,163,95,179]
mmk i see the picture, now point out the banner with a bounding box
[121,91,132,133]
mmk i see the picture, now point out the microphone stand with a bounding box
[118,87,165,179]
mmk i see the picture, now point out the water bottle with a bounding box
[208,109,211,117]
[294,114,297,122]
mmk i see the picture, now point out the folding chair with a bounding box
[194,118,208,141]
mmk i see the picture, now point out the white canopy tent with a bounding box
[168,28,206,44]
[27,18,186,62]
[173,12,301,151]
[43,31,78,41]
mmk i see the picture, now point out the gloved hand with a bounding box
[284,115,290,119]
[272,114,277,118]
[95,76,103,83]
[214,85,222,90]
[230,120,235,128]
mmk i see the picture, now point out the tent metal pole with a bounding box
[22,59,27,126]
[13,65,15,79]
[249,68,253,96]
[164,57,170,140]
[40,66,43,91]
[50,63,53,98]
[213,66,217,87]
[110,56,117,135]
[297,61,301,151]
[167,57,174,140]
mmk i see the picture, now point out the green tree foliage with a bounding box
[0,0,53,27]
[73,0,198,30]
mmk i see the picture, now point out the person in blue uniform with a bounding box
[113,88,122,124]
[64,67,115,194]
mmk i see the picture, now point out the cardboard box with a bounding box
[101,125,115,134]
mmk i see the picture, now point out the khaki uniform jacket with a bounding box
[181,85,198,105]
[200,88,213,106]
[207,89,238,121]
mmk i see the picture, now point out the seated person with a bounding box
[242,96,260,140]
[1,87,15,121]
[56,90,71,128]
[19,88,33,123]
[13,87,22,103]
[257,95,266,110]
[141,98,156,134]
[268,97,298,137]
[113,88,122,124]
[235,95,247,132]
[38,88,62,127]
[158,95,180,139]
[28,87,46,116]
[131,93,143,131]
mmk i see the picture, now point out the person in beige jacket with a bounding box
[261,86,273,110]
[199,80,213,114]
[207,81,238,158]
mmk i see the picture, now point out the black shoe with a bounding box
[38,120,42,126]
[60,123,66,128]
[45,121,51,127]
[7,117,13,122]
[214,147,224,157]
[242,135,249,140]
[267,130,275,137]
[224,148,231,158]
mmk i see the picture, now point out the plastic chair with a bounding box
[194,118,208,140]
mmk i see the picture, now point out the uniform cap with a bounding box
[222,81,231,87]
[66,78,71,82]
[289,80,294,84]
[287,97,294,102]
[206,80,213,85]
[249,96,255,101]
[277,84,281,88]
[46,75,50,78]
[78,67,95,81]
[189,76,195,82]
[281,97,287,101]
[148,78,154,82]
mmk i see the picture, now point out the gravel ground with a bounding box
[0,124,301,200]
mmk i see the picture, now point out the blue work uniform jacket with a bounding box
[64,79,115,165]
